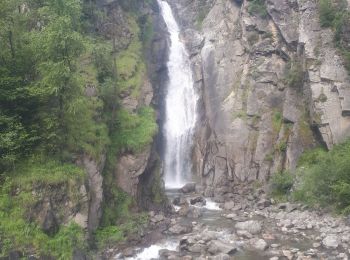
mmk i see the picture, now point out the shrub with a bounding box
[319,0,336,27]
[270,171,294,199]
[113,106,158,153]
[285,59,304,89]
[272,111,282,132]
[247,0,268,18]
[293,140,350,214]
[318,0,350,75]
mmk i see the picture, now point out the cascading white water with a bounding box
[158,0,198,189]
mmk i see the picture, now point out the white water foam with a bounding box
[122,241,178,260]
[158,0,198,189]
[203,199,222,211]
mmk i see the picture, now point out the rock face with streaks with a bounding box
[167,0,350,193]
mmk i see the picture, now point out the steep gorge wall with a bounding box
[168,0,350,194]
[97,0,168,210]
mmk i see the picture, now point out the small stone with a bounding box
[153,214,164,222]
[313,242,321,248]
[122,248,133,257]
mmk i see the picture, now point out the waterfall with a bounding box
[158,0,198,189]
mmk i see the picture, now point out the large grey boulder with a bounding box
[322,235,340,249]
[181,183,196,193]
[168,224,192,235]
[207,240,237,255]
[235,220,262,234]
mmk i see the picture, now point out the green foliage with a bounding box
[270,171,294,199]
[113,107,158,153]
[0,0,157,256]
[95,226,124,249]
[43,224,86,260]
[195,7,210,29]
[139,15,154,49]
[319,0,337,27]
[272,111,282,132]
[318,0,350,74]
[11,157,85,187]
[0,159,86,258]
[284,59,304,89]
[275,141,287,153]
[294,140,350,213]
[95,213,148,249]
[247,0,268,18]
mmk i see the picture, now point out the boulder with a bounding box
[207,240,237,255]
[181,183,196,194]
[188,243,206,253]
[251,239,268,251]
[173,196,187,206]
[235,220,262,234]
[190,196,206,205]
[257,199,271,209]
[322,235,340,249]
[223,201,235,210]
[168,224,192,235]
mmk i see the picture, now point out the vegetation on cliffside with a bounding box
[270,139,350,214]
[319,0,350,73]
[0,0,157,258]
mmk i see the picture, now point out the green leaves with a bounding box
[294,139,350,214]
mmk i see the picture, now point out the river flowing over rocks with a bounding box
[114,185,350,259]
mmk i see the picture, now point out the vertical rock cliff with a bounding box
[167,0,350,194]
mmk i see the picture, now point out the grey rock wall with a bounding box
[168,0,350,194]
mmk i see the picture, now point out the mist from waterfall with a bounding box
[158,0,198,189]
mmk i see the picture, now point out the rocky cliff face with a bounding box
[98,0,168,209]
[168,0,350,194]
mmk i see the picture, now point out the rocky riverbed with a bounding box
[113,184,350,260]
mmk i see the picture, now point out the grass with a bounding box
[113,106,158,153]
[0,158,87,258]
[272,111,282,133]
[115,16,146,98]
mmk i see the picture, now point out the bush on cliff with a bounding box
[318,0,350,74]
[270,171,294,200]
[293,140,350,214]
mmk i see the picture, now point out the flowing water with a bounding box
[159,0,198,189]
